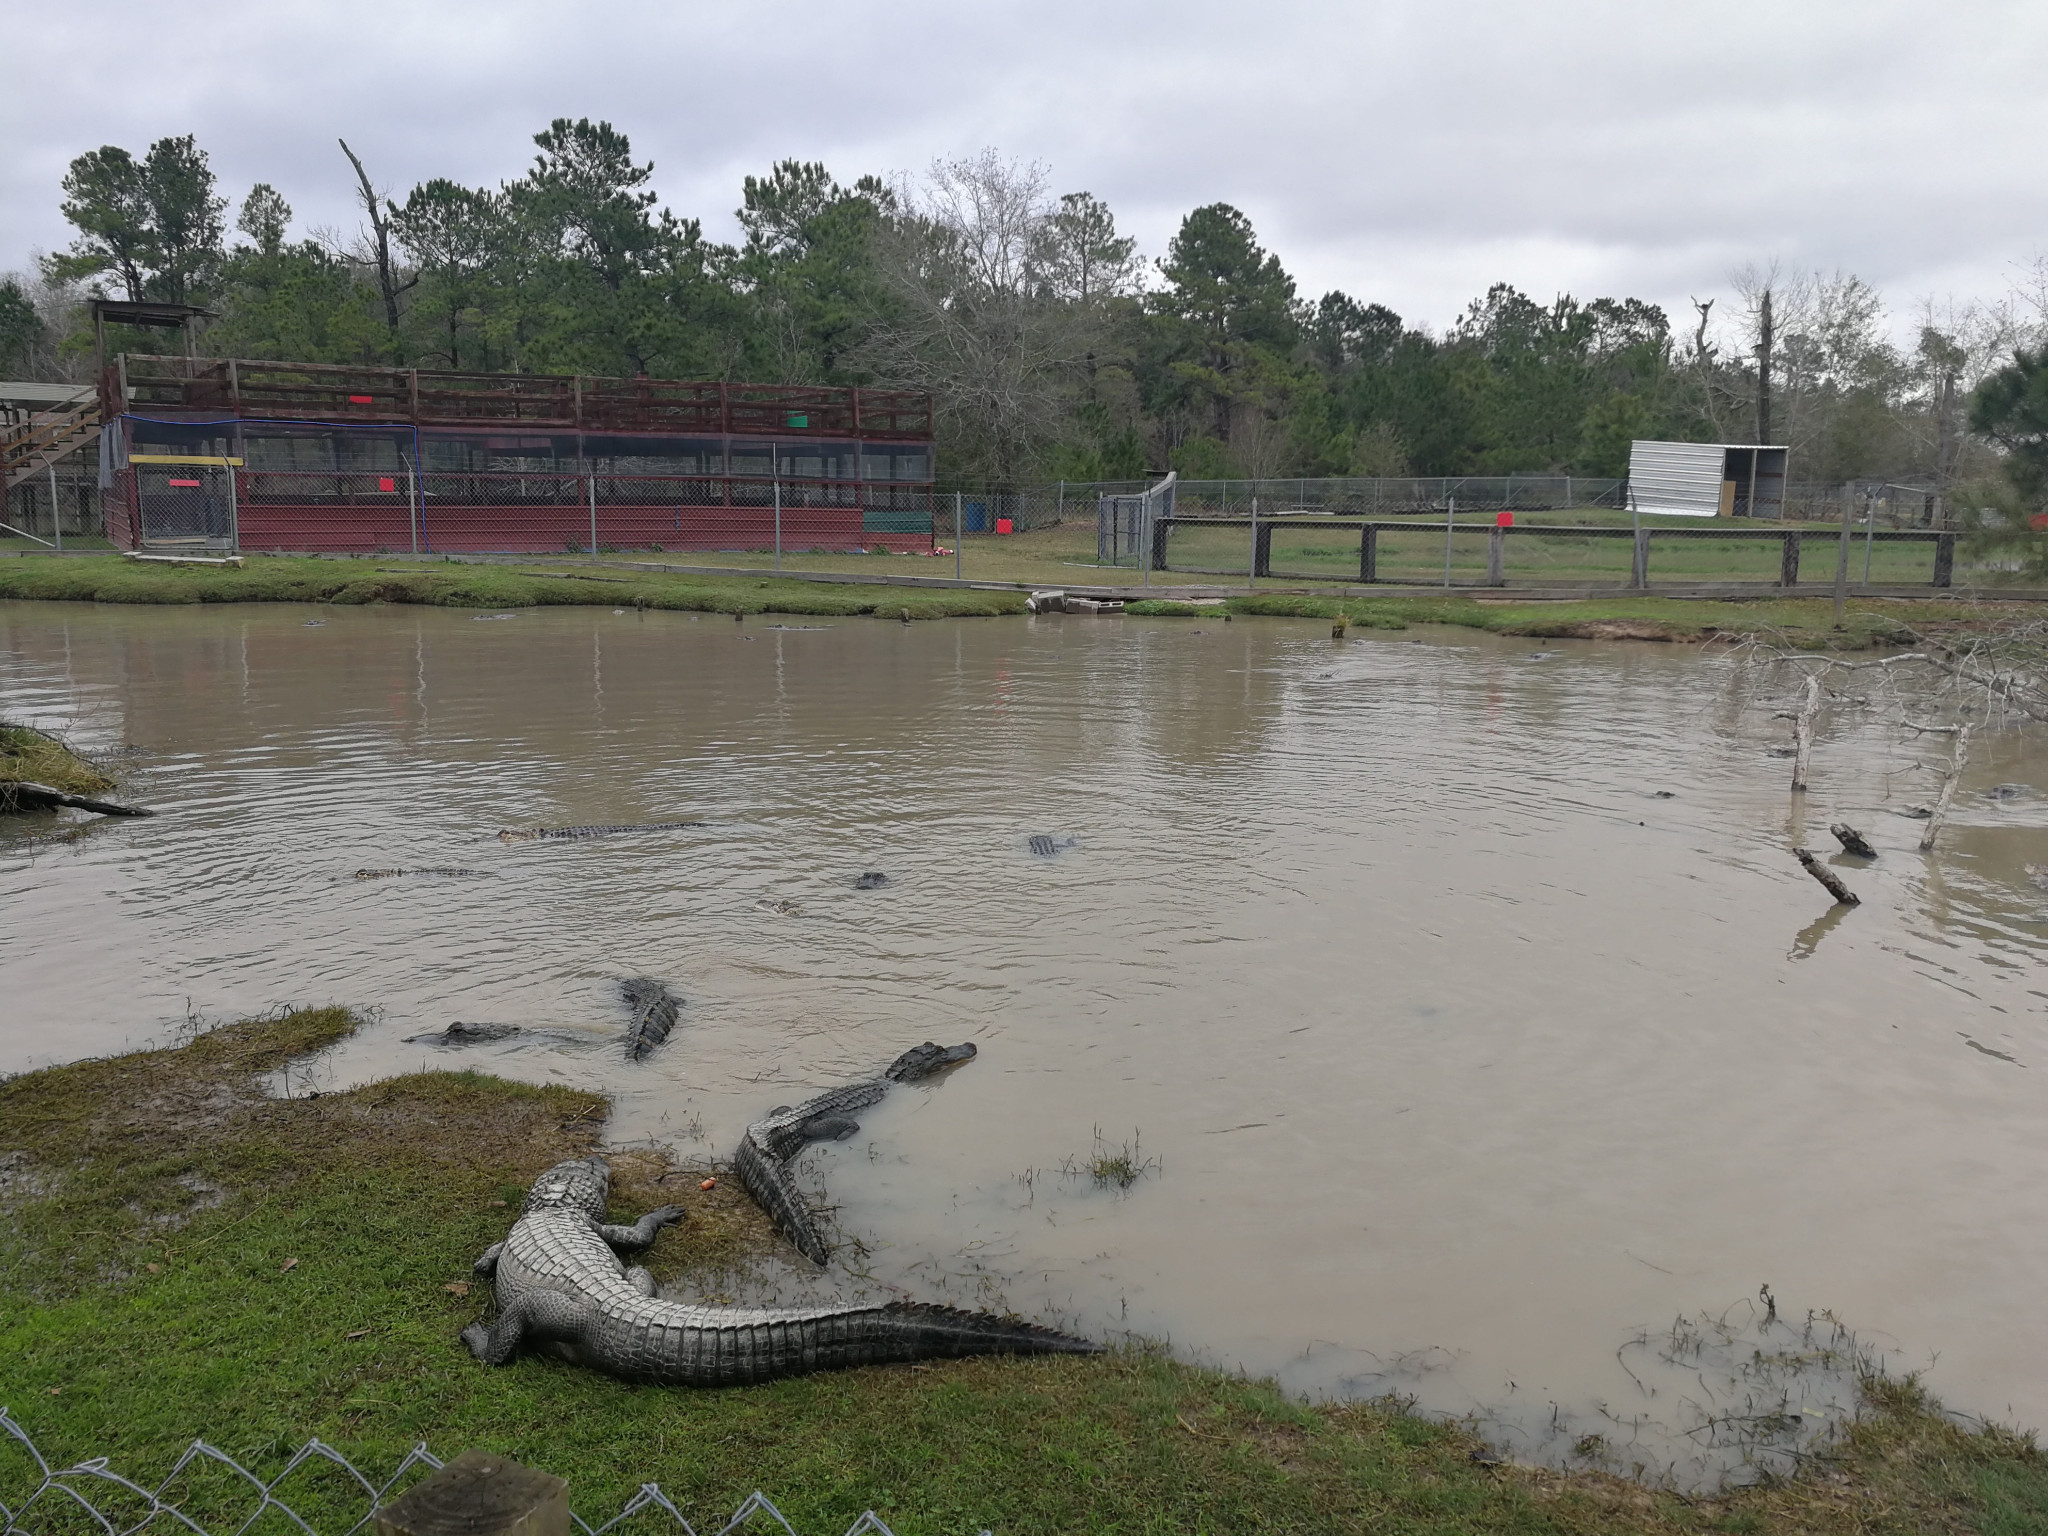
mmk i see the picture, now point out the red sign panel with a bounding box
[349,394,374,403]
[167,478,202,487]
[1495,511,1515,527]
[378,477,395,492]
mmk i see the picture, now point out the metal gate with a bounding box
[1097,471,1175,569]
[131,455,240,550]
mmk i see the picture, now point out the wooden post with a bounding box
[1780,531,1801,588]
[1832,493,1853,626]
[1933,532,1955,588]
[1794,848,1860,906]
[1359,524,1377,583]
[1631,526,1649,588]
[1829,823,1877,859]
[1254,519,1273,579]
[373,1453,568,1536]
[1919,724,1970,854]
[1486,526,1505,586]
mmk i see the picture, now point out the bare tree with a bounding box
[339,139,416,335]
[859,152,1100,483]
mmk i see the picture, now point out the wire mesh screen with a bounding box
[134,463,237,550]
[0,1410,921,1536]
[108,417,938,557]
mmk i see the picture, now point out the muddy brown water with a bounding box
[5,600,2048,1482]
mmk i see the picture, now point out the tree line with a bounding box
[4,121,2045,504]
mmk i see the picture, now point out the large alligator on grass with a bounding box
[735,1041,977,1265]
[497,821,705,843]
[461,1154,1095,1384]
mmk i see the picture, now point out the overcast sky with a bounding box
[5,0,2043,337]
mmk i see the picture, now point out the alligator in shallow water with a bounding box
[621,978,680,1060]
[736,1041,976,1265]
[461,1155,1094,1384]
[853,871,889,889]
[497,821,706,842]
[1027,835,1076,857]
[354,867,487,880]
[405,1021,522,1046]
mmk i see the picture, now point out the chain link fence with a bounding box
[107,470,942,559]
[0,1410,921,1536]
[4,461,101,547]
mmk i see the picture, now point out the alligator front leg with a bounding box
[594,1204,685,1252]
[461,1290,597,1366]
[473,1241,505,1279]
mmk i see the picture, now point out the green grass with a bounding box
[0,554,2006,655]
[0,555,1027,619]
[2,1012,2044,1534]
[0,721,116,796]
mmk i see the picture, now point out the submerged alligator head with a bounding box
[463,1154,1096,1384]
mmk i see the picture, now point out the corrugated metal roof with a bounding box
[1627,440,1724,516]
[0,382,94,410]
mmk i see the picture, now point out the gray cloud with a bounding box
[6,0,2042,332]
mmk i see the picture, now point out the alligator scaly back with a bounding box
[497,821,706,843]
[620,978,680,1060]
[462,1156,1096,1385]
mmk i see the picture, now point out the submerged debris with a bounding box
[1,780,152,817]
[1794,847,1860,907]
[1027,834,1077,858]
[853,871,889,889]
[621,977,681,1061]
[1828,823,1877,859]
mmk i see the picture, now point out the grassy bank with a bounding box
[0,555,1027,619]
[1,553,2029,654]
[0,721,116,797]
[2,1013,2042,1534]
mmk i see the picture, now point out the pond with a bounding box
[4,600,2046,1482]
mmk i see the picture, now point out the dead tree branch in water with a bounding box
[1790,674,1821,791]
[1794,848,1861,906]
[1918,724,1971,853]
[1829,823,1877,858]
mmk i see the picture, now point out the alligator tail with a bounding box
[657,1303,1099,1386]
[733,1133,833,1265]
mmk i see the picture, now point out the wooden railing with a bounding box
[109,356,933,441]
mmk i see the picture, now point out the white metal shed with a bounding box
[1627,440,1788,518]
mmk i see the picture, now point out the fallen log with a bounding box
[1,780,154,817]
[1829,822,1877,858]
[1794,847,1860,906]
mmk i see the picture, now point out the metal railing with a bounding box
[0,1409,917,1536]
[1147,513,1959,590]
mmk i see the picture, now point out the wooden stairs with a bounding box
[3,395,102,492]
